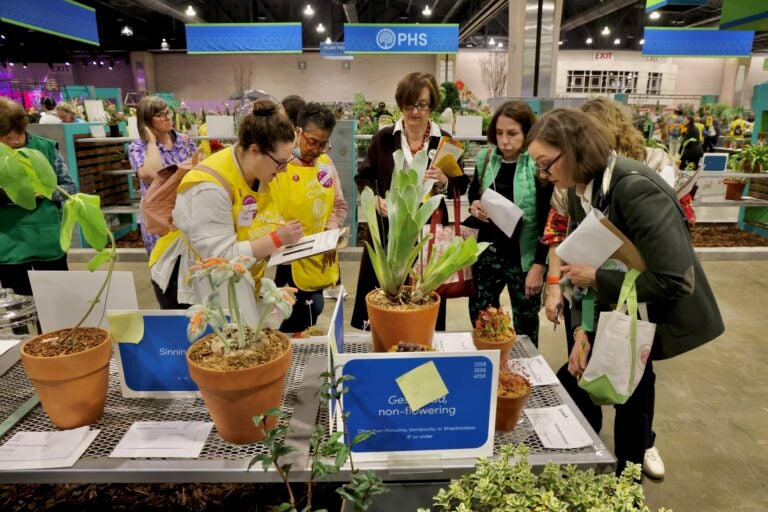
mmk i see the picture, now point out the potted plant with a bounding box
[418,444,670,512]
[0,143,116,429]
[472,305,516,363]
[360,149,489,351]
[185,255,296,444]
[495,372,531,432]
[741,142,768,174]
[104,101,126,137]
[724,153,747,200]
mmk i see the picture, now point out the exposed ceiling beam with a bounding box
[132,0,205,23]
[441,0,467,23]
[560,0,638,33]
[686,15,720,27]
[342,2,360,23]
[459,0,507,42]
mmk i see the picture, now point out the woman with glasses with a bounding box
[465,101,552,347]
[149,100,303,308]
[527,107,723,477]
[266,102,347,334]
[129,96,196,260]
[351,72,469,331]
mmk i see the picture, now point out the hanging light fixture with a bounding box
[325,36,331,44]
[120,25,133,37]
[613,38,621,45]
[586,37,593,44]
[185,5,196,17]
[640,38,645,45]
[649,11,660,20]
[488,37,496,46]
[316,23,325,33]
[497,41,503,48]
[304,4,314,16]
[160,38,170,50]
[601,26,610,36]
[422,4,432,16]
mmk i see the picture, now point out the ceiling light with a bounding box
[120,25,133,37]
[91,60,97,65]
[613,38,620,45]
[586,37,593,44]
[466,43,473,47]
[423,4,432,16]
[65,61,70,66]
[9,62,14,67]
[640,38,645,45]
[649,11,660,20]
[316,23,325,33]
[325,36,331,44]
[497,41,503,48]
[488,37,496,46]
[99,60,104,66]
[0,35,5,40]
[160,38,170,50]
[304,4,314,16]
[601,26,610,36]
[22,63,28,69]
[185,5,196,17]
[558,40,563,46]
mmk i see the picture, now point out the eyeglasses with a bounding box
[536,153,562,177]
[264,151,294,171]
[403,102,431,112]
[300,129,332,151]
[153,109,173,119]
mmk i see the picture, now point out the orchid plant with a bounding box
[185,256,297,353]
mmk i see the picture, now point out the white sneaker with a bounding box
[323,286,348,300]
[643,446,665,480]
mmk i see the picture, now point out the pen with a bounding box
[553,303,563,332]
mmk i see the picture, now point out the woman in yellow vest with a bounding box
[266,103,347,334]
[149,100,303,308]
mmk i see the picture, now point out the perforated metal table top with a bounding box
[0,335,614,483]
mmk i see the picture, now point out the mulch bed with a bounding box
[114,229,145,249]
[689,223,768,247]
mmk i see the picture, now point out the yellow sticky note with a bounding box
[395,361,449,412]
[107,312,144,344]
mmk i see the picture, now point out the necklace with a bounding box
[405,123,432,155]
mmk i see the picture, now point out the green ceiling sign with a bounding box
[720,0,768,31]
[646,0,707,12]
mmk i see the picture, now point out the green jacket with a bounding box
[0,134,64,264]
[475,147,539,271]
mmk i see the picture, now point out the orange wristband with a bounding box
[270,231,282,248]
[546,275,561,285]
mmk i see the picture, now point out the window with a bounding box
[566,70,638,94]
[646,72,663,95]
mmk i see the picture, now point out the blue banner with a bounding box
[344,24,458,54]
[0,0,98,45]
[186,23,302,54]
[642,28,754,57]
[342,355,494,453]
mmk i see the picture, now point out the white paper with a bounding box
[524,405,593,449]
[0,339,21,357]
[84,100,107,123]
[110,421,213,458]
[555,210,622,268]
[659,165,676,189]
[0,427,99,470]
[432,332,475,352]
[481,188,524,238]
[508,356,559,386]
[206,115,235,138]
[127,116,139,139]
[268,228,340,267]
[29,271,139,333]
[88,125,106,138]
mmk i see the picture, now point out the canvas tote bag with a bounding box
[578,269,656,405]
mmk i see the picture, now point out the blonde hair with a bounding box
[580,97,646,163]
[55,102,77,117]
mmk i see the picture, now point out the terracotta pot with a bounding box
[496,372,532,432]
[365,288,440,352]
[187,336,292,444]
[20,328,112,429]
[724,181,746,200]
[472,329,517,366]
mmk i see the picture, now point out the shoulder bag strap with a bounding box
[194,163,234,205]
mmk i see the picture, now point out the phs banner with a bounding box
[344,24,458,54]
[0,0,98,45]
[186,23,302,53]
[642,27,754,57]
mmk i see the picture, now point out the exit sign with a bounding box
[593,52,614,61]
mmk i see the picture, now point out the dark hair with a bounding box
[0,97,29,136]
[239,99,295,153]
[281,94,306,127]
[686,115,696,126]
[42,97,56,111]
[297,102,336,132]
[526,108,612,186]
[674,109,684,116]
[486,100,537,146]
[394,72,440,111]
[136,95,168,142]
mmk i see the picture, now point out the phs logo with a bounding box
[376,28,427,50]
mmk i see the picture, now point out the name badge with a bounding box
[237,210,253,227]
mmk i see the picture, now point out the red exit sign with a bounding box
[592,52,613,61]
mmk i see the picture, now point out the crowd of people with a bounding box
[0,74,726,482]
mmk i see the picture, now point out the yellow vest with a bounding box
[265,154,338,290]
[149,146,274,283]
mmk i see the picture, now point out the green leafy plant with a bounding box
[474,306,513,339]
[249,363,388,512]
[360,149,489,305]
[418,444,671,512]
[739,142,768,173]
[0,143,116,344]
[185,256,297,354]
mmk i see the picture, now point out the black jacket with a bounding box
[568,156,723,360]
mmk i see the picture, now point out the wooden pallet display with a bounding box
[73,135,132,207]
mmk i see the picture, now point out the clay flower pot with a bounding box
[724,180,746,200]
[20,328,112,429]
[187,334,292,445]
[365,287,440,352]
[496,372,532,432]
[472,328,517,366]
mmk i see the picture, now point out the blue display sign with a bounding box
[341,354,496,457]
[344,24,459,54]
[0,0,98,45]
[642,27,754,57]
[186,23,302,54]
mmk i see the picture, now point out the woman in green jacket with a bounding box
[466,101,552,346]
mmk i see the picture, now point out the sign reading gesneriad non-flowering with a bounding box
[344,24,459,54]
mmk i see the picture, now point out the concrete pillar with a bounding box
[720,57,751,107]
[129,52,156,93]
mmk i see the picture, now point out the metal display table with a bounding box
[0,335,614,485]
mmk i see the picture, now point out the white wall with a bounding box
[455,50,494,101]
[153,53,435,104]
[745,54,768,108]
[669,57,726,97]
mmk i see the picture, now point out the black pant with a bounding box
[0,255,68,296]
[274,264,324,334]
[152,257,192,310]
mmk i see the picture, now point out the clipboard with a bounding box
[599,218,646,271]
